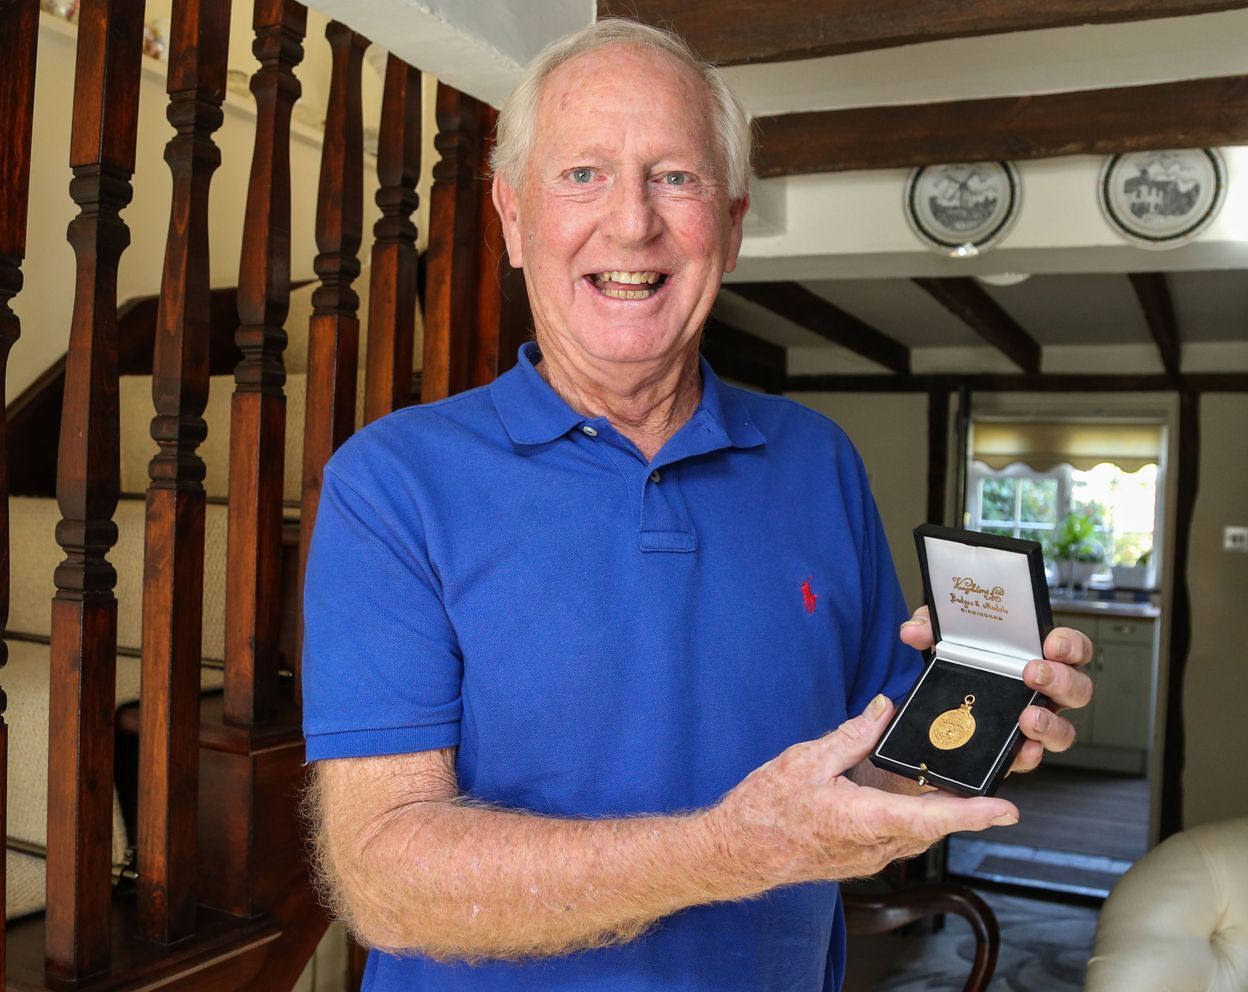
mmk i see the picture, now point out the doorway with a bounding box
[946,409,1170,899]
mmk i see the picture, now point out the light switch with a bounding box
[1225,526,1248,553]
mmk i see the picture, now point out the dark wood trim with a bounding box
[297,19,368,696]
[727,282,909,374]
[225,0,306,731]
[602,0,1248,66]
[421,82,486,402]
[913,278,1041,375]
[927,391,949,526]
[1161,389,1198,840]
[701,317,786,393]
[363,55,421,426]
[47,0,145,978]
[0,1,39,978]
[1129,272,1182,379]
[754,74,1248,176]
[137,0,231,945]
[785,372,1248,393]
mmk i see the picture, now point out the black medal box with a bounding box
[870,524,1054,798]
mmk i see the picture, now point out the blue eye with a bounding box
[665,172,689,186]
[570,168,593,184]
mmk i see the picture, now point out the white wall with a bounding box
[1184,393,1248,827]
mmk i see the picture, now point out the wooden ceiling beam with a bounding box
[913,277,1041,374]
[728,282,910,374]
[1129,272,1182,377]
[785,372,1248,393]
[701,316,787,392]
[598,1,1248,66]
[754,74,1248,176]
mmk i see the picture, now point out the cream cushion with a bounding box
[1085,817,1248,992]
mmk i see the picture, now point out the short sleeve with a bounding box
[842,448,925,715]
[301,464,463,761]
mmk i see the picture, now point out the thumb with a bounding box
[817,694,894,777]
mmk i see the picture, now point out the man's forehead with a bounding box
[531,45,714,161]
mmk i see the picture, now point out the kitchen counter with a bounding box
[1047,595,1160,620]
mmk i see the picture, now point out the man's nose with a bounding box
[604,175,661,246]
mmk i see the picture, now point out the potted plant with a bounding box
[1052,510,1105,590]
[1112,547,1155,590]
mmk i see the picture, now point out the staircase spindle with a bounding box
[225,0,307,727]
[0,0,41,977]
[363,55,422,426]
[138,0,232,944]
[421,82,487,403]
[470,105,531,388]
[46,0,145,979]
[295,21,368,690]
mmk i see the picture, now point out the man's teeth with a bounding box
[593,271,663,299]
[600,270,660,285]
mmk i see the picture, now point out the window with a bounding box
[967,461,1160,578]
[967,419,1164,583]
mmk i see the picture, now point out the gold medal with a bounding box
[929,695,977,750]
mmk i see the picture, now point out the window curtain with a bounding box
[971,421,1163,473]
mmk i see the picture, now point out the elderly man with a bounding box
[301,18,1093,992]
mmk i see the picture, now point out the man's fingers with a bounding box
[869,789,1019,840]
[1018,705,1078,752]
[1024,656,1094,710]
[816,694,894,778]
[898,606,933,651]
[1042,626,1094,668]
[1008,738,1045,774]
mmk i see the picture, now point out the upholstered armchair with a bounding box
[1085,817,1248,991]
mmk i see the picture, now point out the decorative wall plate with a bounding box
[904,161,1021,257]
[1098,149,1226,248]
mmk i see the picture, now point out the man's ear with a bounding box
[493,172,525,269]
[722,193,750,274]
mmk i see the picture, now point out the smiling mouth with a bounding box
[590,270,669,300]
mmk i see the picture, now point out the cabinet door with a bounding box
[1091,643,1152,749]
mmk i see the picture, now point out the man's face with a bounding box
[494,45,748,374]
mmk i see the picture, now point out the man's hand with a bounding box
[899,606,1095,773]
[705,695,1020,887]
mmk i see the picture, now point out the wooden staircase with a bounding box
[0,1,528,989]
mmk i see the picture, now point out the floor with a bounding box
[843,889,1101,992]
[843,766,1150,989]
[948,765,1150,897]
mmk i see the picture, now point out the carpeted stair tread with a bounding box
[8,496,230,661]
[3,637,224,920]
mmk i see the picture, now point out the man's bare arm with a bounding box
[310,697,1018,963]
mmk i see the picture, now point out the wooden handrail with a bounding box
[0,1,41,978]
[363,55,422,426]
[138,0,232,945]
[46,0,145,980]
[295,19,369,694]
[225,0,307,728]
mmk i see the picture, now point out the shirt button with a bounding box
[582,425,598,437]
[650,470,661,483]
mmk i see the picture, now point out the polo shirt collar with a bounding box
[490,342,766,451]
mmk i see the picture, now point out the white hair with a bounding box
[490,18,752,200]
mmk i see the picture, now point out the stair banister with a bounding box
[46,0,145,979]
[138,0,232,946]
[0,0,41,979]
[225,0,307,729]
[295,20,369,693]
[363,55,423,427]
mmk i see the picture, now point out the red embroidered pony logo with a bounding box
[801,577,818,614]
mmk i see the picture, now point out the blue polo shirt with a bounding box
[302,343,921,992]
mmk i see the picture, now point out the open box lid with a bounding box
[915,524,1053,678]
